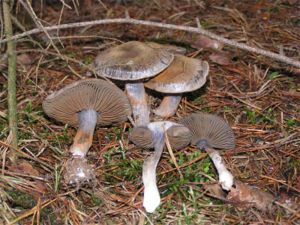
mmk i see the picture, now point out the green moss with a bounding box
[286,118,298,127]
[6,188,36,209]
[40,206,61,224]
[90,193,103,207]
[105,159,142,181]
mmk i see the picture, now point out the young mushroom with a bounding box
[43,79,132,185]
[180,112,235,191]
[129,121,192,213]
[92,41,174,126]
[145,55,209,118]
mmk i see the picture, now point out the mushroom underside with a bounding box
[181,113,236,191]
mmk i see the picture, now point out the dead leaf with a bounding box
[227,181,274,211]
[8,160,40,176]
[204,183,226,199]
[260,12,270,21]
[286,0,299,5]
[192,35,224,50]
[296,176,300,190]
[17,53,35,65]
[209,51,232,65]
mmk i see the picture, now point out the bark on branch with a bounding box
[0,18,299,68]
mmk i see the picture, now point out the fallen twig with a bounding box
[0,18,299,68]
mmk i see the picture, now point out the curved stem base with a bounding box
[205,147,234,191]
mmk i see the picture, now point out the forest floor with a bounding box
[0,0,300,224]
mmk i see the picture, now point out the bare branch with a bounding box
[0,18,299,68]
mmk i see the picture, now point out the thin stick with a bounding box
[164,131,183,178]
[0,18,299,68]
[3,0,18,163]
[8,198,57,225]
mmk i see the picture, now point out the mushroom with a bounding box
[145,55,209,118]
[180,112,235,191]
[92,41,174,126]
[43,78,132,185]
[129,121,192,213]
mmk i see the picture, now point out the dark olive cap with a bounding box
[92,41,174,80]
[43,79,132,127]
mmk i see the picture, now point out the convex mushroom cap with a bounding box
[145,55,209,94]
[43,78,132,126]
[145,55,209,118]
[92,41,174,81]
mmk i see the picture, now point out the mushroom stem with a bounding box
[202,146,234,191]
[153,95,182,118]
[70,109,98,158]
[142,134,164,213]
[142,121,176,213]
[125,83,150,126]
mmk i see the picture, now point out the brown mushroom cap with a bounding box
[145,55,209,93]
[180,112,235,149]
[129,127,154,149]
[92,41,174,81]
[129,124,191,150]
[166,125,192,150]
[43,79,132,127]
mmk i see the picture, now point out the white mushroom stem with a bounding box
[142,121,177,213]
[204,147,234,191]
[125,83,150,126]
[70,109,98,158]
[142,135,164,213]
[153,95,182,118]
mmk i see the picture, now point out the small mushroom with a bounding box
[129,121,191,213]
[145,55,209,118]
[92,41,174,126]
[43,79,132,185]
[180,112,235,191]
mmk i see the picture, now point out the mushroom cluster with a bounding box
[91,41,209,124]
[42,41,236,214]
